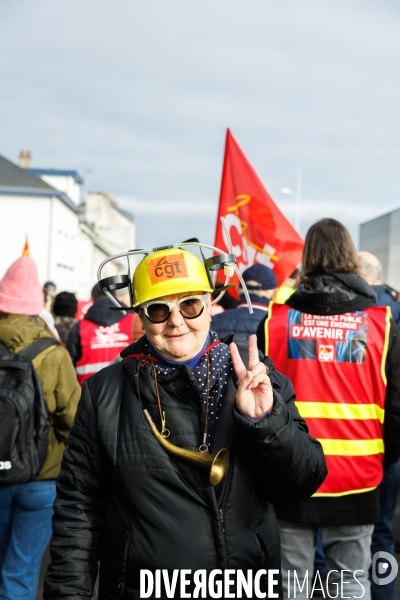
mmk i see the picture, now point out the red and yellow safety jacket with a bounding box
[76,315,133,385]
[265,302,391,497]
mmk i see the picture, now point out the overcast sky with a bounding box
[1,0,399,249]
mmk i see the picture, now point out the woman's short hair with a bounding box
[301,218,359,281]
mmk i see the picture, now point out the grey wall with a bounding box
[359,208,400,290]
[387,209,400,290]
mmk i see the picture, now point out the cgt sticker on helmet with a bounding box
[148,254,189,284]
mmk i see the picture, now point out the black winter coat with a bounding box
[256,273,400,525]
[44,335,327,600]
[211,294,270,340]
[372,284,400,328]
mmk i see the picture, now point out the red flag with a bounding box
[214,130,303,286]
[75,299,93,320]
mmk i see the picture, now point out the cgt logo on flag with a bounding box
[215,130,304,286]
[224,194,279,271]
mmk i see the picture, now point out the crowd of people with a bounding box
[0,218,399,599]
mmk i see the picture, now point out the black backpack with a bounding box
[0,338,59,485]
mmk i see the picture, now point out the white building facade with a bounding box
[0,155,135,299]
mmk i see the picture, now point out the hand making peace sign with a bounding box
[229,334,274,421]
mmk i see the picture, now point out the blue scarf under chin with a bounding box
[148,335,210,369]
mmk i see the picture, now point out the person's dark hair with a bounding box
[300,218,359,281]
[91,283,115,301]
[53,292,78,317]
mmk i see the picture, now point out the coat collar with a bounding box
[287,273,376,315]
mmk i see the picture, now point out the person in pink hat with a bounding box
[0,252,80,600]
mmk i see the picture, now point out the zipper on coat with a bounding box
[218,444,235,536]
[219,509,225,533]
[117,532,129,597]
[215,444,235,554]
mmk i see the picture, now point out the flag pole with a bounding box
[214,129,230,248]
[295,167,302,233]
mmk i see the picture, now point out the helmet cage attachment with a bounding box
[97,218,253,315]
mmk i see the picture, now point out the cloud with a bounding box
[0,0,399,252]
[116,192,400,252]
[118,198,216,216]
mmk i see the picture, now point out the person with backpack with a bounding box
[0,253,80,600]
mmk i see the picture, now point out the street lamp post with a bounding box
[280,167,302,233]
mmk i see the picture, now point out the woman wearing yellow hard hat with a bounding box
[44,242,326,599]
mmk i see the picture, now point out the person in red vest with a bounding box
[257,218,400,599]
[67,284,133,385]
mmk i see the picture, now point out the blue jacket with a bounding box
[372,285,400,327]
[211,294,270,340]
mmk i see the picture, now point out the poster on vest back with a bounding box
[288,310,368,363]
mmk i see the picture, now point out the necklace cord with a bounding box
[151,353,212,450]
[152,362,168,435]
[203,352,210,437]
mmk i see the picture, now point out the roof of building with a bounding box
[84,191,135,223]
[0,154,82,214]
[114,205,135,223]
[27,168,84,185]
[0,155,56,190]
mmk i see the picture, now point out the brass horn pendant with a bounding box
[143,409,229,486]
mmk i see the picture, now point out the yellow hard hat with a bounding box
[132,248,213,306]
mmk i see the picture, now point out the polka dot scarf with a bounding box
[143,331,232,442]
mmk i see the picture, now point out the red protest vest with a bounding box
[76,314,133,385]
[265,302,391,497]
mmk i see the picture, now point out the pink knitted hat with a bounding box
[0,255,44,315]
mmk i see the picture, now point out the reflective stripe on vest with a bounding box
[76,361,119,375]
[76,314,133,385]
[265,302,391,497]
